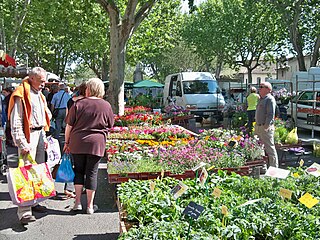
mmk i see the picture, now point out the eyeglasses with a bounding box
[259,86,268,89]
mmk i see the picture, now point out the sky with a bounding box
[181,0,205,13]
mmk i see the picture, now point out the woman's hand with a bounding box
[63,143,70,153]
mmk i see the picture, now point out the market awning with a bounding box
[133,80,164,88]
[0,50,16,67]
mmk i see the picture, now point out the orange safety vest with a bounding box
[8,77,50,143]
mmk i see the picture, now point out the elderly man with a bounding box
[51,83,71,139]
[255,82,278,168]
[8,67,51,224]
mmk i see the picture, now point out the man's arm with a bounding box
[265,97,276,127]
[10,97,30,154]
[51,93,57,112]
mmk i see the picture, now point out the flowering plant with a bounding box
[272,88,293,104]
[107,127,265,174]
[163,104,190,117]
[114,113,163,126]
[124,106,152,115]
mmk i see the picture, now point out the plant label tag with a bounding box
[238,198,264,207]
[170,181,188,200]
[150,181,156,192]
[228,140,236,148]
[199,167,208,186]
[299,193,319,209]
[299,159,304,167]
[265,166,290,179]
[221,205,228,215]
[207,165,215,171]
[305,163,320,177]
[213,187,222,198]
[183,201,204,220]
[161,169,165,178]
[192,162,207,171]
[279,188,292,199]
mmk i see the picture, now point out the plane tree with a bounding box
[270,0,320,71]
[182,0,284,83]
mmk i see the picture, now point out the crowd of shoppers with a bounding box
[5,66,114,224]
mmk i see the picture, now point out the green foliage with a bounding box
[231,112,247,129]
[118,170,320,239]
[182,0,284,80]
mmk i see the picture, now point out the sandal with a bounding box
[64,190,76,198]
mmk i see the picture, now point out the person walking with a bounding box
[8,67,51,224]
[254,82,278,168]
[51,83,70,139]
[246,86,260,135]
[64,78,114,214]
[2,87,14,146]
[63,82,87,199]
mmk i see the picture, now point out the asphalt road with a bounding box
[0,146,120,240]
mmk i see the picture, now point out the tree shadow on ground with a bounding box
[73,233,119,240]
[0,206,78,232]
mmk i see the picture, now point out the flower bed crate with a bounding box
[108,170,196,184]
[245,158,267,167]
[117,197,138,235]
[275,141,302,149]
[108,172,140,184]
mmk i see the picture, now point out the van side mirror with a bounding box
[216,88,221,94]
[176,90,182,96]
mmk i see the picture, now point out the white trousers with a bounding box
[17,129,45,220]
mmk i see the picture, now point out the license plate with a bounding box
[203,112,214,115]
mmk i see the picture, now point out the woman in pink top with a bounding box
[64,78,114,214]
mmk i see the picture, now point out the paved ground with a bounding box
[0,145,120,240]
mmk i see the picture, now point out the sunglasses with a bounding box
[259,86,268,89]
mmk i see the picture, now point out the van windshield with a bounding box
[182,80,218,94]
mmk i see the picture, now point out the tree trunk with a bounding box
[97,0,157,115]
[107,24,125,115]
[311,35,320,67]
[101,52,109,81]
[291,31,307,71]
[215,58,223,78]
[247,68,253,84]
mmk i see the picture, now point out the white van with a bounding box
[287,88,320,130]
[163,72,225,120]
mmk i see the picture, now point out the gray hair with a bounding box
[59,83,66,90]
[29,67,46,77]
[86,78,105,98]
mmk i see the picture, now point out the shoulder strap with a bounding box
[57,92,66,109]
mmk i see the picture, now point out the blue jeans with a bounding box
[53,109,66,139]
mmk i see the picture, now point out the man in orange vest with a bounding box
[8,67,51,224]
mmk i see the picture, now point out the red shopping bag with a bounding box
[7,154,56,206]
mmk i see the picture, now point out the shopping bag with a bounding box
[46,136,61,168]
[7,155,56,207]
[285,127,298,145]
[55,154,75,183]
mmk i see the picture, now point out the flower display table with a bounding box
[106,127,266,184]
